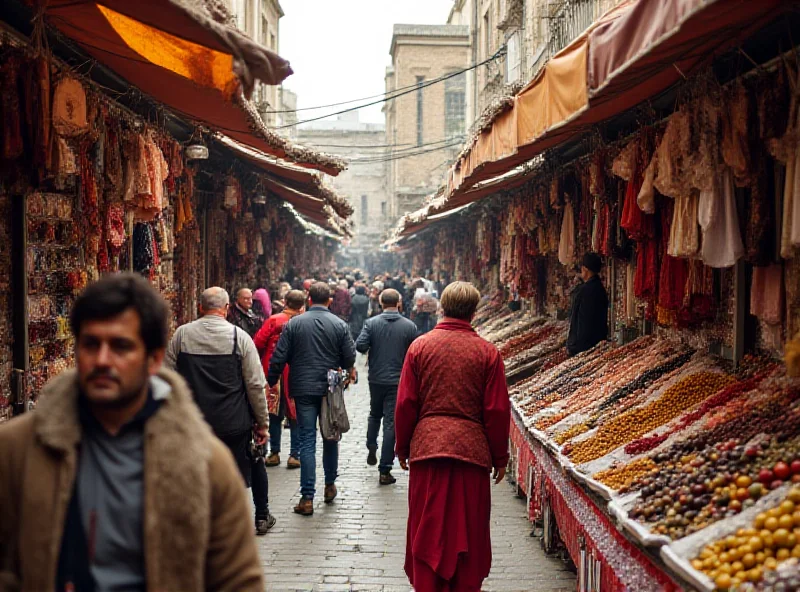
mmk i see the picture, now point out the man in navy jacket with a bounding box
[356,289,418,484]
[268,282,356,516]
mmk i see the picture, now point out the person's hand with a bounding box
[399,458,409,471]
[493,467,506,485]
[254,425,268,446]
[348,367,358,384]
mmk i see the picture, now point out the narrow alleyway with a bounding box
[258,359,576,592]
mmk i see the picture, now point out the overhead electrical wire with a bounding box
[271,46,506,130]
[266,47,506,115]
[348,139,465,165]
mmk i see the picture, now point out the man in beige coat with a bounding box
[0,273,264,592]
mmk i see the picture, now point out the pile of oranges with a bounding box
[693,488,800,590]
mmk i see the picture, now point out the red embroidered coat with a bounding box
[253,309,301,419]
[395,318,510,470]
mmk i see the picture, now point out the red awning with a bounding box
[446,0,787,197]
[42,1,342,176]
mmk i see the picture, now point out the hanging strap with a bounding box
[232,326,239,356]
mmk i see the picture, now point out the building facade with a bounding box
[227,0,284,125]
[385,24,470,220]
[297,112,389,267]
[447,0,623,129]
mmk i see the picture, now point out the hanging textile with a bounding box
[750,264,784,325]
[667,193,699,258]
[698,169,744,268]
[52,76,88,137]
[721,82,752,187]
[558,202,576,266]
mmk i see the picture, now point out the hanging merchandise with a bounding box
[750,263,784,326]
[52,76,88,137]
[667,192,699,258]
[0,52,24,162]
[697,169,745,268]
[558,201,576,266]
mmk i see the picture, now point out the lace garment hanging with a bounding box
[668,192,699,258]
[721,82,752,187]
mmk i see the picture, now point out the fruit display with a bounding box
[692,488,800,590]
[472,303,800,591]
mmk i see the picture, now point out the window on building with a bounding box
[261,17,269,46]
[415,76,424,147]
[381,201,387,217]
[361,195,368,226]
[244,0,252,36]
[483,11,491,58]
[270,33,276,50]
[445,72,466,139]
[506,30,521,83]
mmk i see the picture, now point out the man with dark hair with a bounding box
[566,252,609,356]
[166,286,275,534]
[396,280,509,592]
[228,287,261,338]
[254,289,306,469]
[0,273,264,591]
[356,288,417,484]
[268,281,357,516]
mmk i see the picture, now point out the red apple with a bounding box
[774,462,791,481]
[790,460,800,475]
[760,468,775,484]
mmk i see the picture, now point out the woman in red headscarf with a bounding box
[396,281,510,592]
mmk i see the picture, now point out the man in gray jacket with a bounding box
[268,282,356,515]
[356,289,417,485]
[166,287,275,533]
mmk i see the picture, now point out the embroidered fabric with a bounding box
[668,192,699,258]
[721,82,752,187]
[52,76,88,137]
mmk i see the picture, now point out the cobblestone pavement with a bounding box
[258,358,576,592]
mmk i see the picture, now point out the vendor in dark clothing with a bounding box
[566,252,609,356]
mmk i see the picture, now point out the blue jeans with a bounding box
[366,383,397,474]
[269,412,299,458]
[295,396,339,499]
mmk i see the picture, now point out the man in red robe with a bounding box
[396,281,510,592]
[253,289,305,468]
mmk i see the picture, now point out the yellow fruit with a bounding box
[755,551,766,564]
[781,500,796,515]
[777,548,791,561]
[792,545,800,559]
[748,567,762,582]
[749,537,764,552]
[691,558,704,570]
[766,517,780,531]
[715,573,732,590]
[742,553,756,569]
[755,513,768,529]
[731,561,744,574]
[788,488,800,504]
[780,514,795,530]
[765,557,779,570]
[774,529,791,548]
[769,508,782,519]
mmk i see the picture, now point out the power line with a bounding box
[271,46,506,130]
[349,139,465,164]
[267,48,504,115]
[304,135,465,152]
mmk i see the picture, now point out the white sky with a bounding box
[280,1,455,125]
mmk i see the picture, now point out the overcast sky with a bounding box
[280,1,454,126]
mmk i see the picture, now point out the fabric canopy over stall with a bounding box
[41,0,345,176]
[215,134,354,218]
[264,177,352,238]
[445,0,787,200]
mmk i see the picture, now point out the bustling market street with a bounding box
[256,358,576,592]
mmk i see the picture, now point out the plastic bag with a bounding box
[321,369,350,442]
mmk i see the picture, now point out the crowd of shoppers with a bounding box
[0,268,512,592]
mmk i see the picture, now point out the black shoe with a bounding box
[379,472,397,486]
[255,514,276,535]
[367,448,378,466]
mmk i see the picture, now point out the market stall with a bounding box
[391,11,800,587]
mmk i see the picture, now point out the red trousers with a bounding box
[405,458,492,592]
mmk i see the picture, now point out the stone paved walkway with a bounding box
[258,358,576,592]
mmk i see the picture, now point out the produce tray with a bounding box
[660,545,715,592]
[569,466,615,501]
[607,499,672,548]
